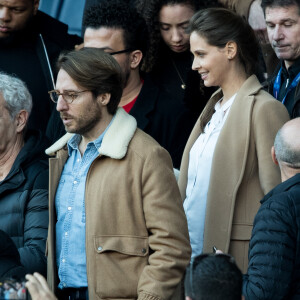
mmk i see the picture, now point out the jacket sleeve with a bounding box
[218,0,254,19]
[19,167,49,277]
[137,146,191,300]
[243,196,296,299]
[252,97,290,194]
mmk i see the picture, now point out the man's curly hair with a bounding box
[135,0,222,72]
[83,0,148,60]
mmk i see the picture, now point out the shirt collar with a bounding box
[214,93,237,112]
[281,56,300,79]
[67,116,115,156]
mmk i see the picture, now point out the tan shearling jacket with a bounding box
[46,108,191,300]
[178,75,289,272]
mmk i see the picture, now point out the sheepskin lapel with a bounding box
[46,108,137,159]
[99,108,137,159]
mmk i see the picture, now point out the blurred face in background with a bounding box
[0,0,39,39]
[159,3,195,53]
[84,27,131,85]
[266,4,300,68]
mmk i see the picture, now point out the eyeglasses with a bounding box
[48,90,90,104]
[109,48,133,55]
[189,253,236,298]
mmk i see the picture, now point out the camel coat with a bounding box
[178,75,289,272]
[46,109,191,300]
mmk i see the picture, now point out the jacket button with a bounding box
[141,248,146,254]
[98,246,103,251]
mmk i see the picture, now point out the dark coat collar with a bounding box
[262,173,300,204]
[129,74,158,130]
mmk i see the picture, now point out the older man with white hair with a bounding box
[0,73,49,277]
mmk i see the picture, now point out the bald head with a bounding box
[274,118,300,169]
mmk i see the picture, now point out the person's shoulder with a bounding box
[35,11,82,48]
[260,183,300,214]
[130,128,165,154]
[253,86,289,117]
[128,128,172,165]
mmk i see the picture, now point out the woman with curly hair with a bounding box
[136,0,219,116]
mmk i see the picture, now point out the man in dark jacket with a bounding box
[0,0,82,134]
[0,73,48,277]
[243,117,300,299]
[262,0,300,118]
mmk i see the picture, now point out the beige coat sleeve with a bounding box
[218,0,254,19]
[137,146,191,300]
[253,95,290,194]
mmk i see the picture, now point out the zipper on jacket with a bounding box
[39,34,55,89]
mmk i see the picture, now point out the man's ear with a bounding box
[226,41,238,60]
[33,0,40,15]
[130,50,143,69]
[15,110,29,133]
[271,146,279,165]
[98,93,111,106]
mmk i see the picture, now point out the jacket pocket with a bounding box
[230,223,253,240]
[93,235,149,299]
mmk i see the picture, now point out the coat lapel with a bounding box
[203,75,260,252]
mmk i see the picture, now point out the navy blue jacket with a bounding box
[243,173,300,299]
[0,130,49,276]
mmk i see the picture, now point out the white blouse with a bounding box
[184,93,236,258]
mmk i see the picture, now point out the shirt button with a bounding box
[74,180,77,184]
[62,259,66,263]
[68,207,72,211]
[97,246,102,251]
[77,159,80,162]
[63,283,66,287]
[65,232,68,236]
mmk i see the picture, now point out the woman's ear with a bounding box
[226,41,238,60]
[130,50,143,69]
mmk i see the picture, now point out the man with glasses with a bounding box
[45,47,191,300]
[46,0,195,169]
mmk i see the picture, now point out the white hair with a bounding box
[0,72,32,119]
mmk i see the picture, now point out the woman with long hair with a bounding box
[178,8,290,274]
[136,0,219,116]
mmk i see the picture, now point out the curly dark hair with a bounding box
[83,0,148,58]
[135,0,222,72]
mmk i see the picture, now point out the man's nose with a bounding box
[273,25,284,41]
[0,7,11,22]
[56,95,68,112]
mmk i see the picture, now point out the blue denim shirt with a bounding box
[55,122,112,289]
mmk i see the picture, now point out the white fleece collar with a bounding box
[46,108,137,159]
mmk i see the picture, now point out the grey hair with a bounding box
[0,72,32,119]
[274,126,300,168]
